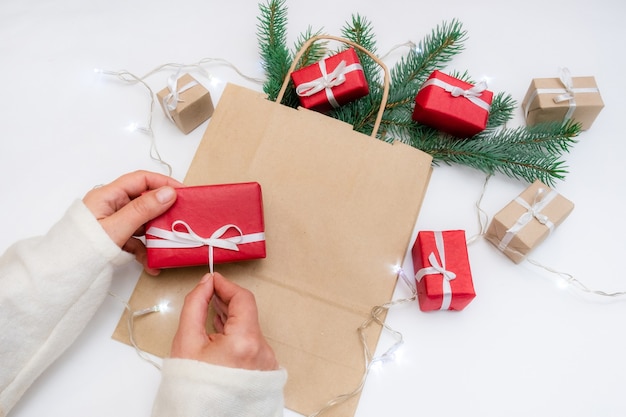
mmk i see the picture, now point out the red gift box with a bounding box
[411,230,475,311]
[145,182,266,271]
[412,70,493,138]
[291,47,369,112]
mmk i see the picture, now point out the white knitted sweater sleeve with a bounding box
[0,200,132,416]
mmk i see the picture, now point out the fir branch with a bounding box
[487,149,571,186]
[519,121,580,153]
[475,121,579,155]
[329,15,384,135]
[484,92,516,131]
[257,0,291,101]
[340,14,379,85]
[292,26,327,68]
[389,19,466,101]
[381,20,467,135]
[419,122,580,185]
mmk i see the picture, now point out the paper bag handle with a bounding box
[276,34,390,139]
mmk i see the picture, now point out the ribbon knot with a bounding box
[497,187,558,252]
[171,221,242,274]
[448,81,487,99]
[296,60,348,96]
[415,231,456,310]
[526,207,550,226]
[425,252,457,282]
[162,72,198,122]
[518,188,554,224]
[420,77,491,112]
[295,59,364,109]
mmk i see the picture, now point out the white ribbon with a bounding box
[415,231,457,310]
[523,68,600,122]
[162,72,199,123]
[146,221,266,274]
[295,59,363,109]
[420,77,491,112]
[497,188,558,252]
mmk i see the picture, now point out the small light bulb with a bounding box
[556,277,570,290]
[208,74,222,88]
[157,301,170,313]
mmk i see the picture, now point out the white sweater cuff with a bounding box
[152,358,287,417]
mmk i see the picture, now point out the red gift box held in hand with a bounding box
[145,182,266,272]
[411,230,476,311]
[291,47,369,113]
[412,70,493,138]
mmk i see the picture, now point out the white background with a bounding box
[1,0,625,416]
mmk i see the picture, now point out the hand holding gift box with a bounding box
[412,230,476,311]
[145,182,266,272]
[485,180,574,263]
[291,47,369,112]
[412,70,493,138]
[522,68,603,130]
[157,72,215,134]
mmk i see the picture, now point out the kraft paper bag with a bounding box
[113,82,432,417]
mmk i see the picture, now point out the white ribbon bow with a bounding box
[497,188,558,252]
[420,77,491,112]
[415,231,457,310]
[295,59,363,109]
[162,72,198,123]
[146,221,265,274]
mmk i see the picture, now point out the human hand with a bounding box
[82,170,183,275]
[170,272,279,371]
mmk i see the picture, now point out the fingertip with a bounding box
[155,186,177,204]
[200,272,213,284]
[144,267,161,276]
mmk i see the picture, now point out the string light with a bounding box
[108,292,169,370]
[96,57,264,177]
[95,68,173,176]
[308,267,416,417]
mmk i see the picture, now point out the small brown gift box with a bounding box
[157,73,214,134]
[485,180,574,263]
[522,71,603,130]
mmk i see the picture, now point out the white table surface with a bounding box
[2,0,625,416]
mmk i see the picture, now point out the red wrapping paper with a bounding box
[411,230,475,311]
[291,48,369,112]
[412,70,493,138]
[145,182,266,269]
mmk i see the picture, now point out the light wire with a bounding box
[98,57,264,177]
[108,292,164,370]
[307,268,416,417]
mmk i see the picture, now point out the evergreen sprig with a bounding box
[256,0,290,100]
[256,0,581,185]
